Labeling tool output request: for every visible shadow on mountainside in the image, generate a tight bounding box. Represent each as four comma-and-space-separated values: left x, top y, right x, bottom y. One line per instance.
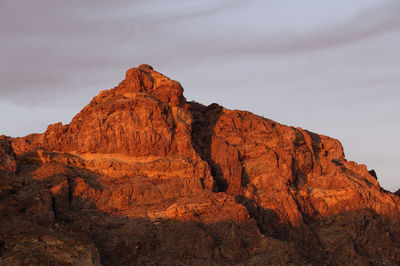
189, 102, 228, 192
3, 165, 400, 265
188, 103, 312, 246
0, 166, 307, 265
2, 142, 400, 265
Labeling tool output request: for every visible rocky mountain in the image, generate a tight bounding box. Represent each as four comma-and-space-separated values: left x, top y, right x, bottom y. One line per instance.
1, 64, 400, 265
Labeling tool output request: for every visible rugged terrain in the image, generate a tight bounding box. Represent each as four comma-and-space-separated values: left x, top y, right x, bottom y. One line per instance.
1, 64, 400, 265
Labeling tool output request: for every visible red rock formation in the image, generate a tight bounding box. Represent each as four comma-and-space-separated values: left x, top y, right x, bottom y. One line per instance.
2, 65, 400, 265
0, 136, 17, 172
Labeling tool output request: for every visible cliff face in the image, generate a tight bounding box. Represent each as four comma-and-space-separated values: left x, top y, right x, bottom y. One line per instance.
1, 65, 400, 265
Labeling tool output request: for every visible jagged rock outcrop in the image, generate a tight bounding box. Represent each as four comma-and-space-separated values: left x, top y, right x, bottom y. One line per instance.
1, 65, 400, 265
0, 136, 17, 172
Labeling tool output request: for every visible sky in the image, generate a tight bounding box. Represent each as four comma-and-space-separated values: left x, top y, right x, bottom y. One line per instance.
0, 0, 399, 191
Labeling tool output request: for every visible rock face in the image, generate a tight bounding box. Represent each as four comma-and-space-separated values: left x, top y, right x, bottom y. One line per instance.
1, 65, 400, 265
0, 136, 17, 172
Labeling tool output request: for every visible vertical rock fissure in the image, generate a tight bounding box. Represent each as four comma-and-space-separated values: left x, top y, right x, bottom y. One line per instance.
51, 195, 59, 222
189, 102, 227, 192
67, 176, 73, 207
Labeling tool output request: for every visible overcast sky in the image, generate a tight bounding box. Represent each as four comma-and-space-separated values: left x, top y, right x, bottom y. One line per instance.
1, 0, 399, 191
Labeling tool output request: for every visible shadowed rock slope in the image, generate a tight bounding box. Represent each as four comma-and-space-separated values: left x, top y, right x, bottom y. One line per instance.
1, 64, 400, 265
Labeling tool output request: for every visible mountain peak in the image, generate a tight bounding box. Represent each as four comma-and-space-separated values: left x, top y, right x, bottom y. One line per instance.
116, 64, 185, 106
4, 65, 400, 265
137, 63, 154, 71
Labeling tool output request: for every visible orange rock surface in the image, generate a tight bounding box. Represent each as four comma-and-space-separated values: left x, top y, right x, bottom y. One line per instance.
1, 65, 400, 265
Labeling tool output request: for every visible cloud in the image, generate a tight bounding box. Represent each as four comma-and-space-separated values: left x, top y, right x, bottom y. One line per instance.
0, 0, 399, 107
0, 0, 240, 106
181, 0, 400, 57
263, 1, 400, 54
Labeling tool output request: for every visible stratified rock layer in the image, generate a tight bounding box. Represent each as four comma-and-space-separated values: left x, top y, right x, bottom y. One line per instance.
2, 65, 400, 265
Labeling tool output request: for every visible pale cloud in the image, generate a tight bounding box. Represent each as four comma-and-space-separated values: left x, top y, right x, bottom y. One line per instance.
178, 0, 400, 57
1, 1, 398, 106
